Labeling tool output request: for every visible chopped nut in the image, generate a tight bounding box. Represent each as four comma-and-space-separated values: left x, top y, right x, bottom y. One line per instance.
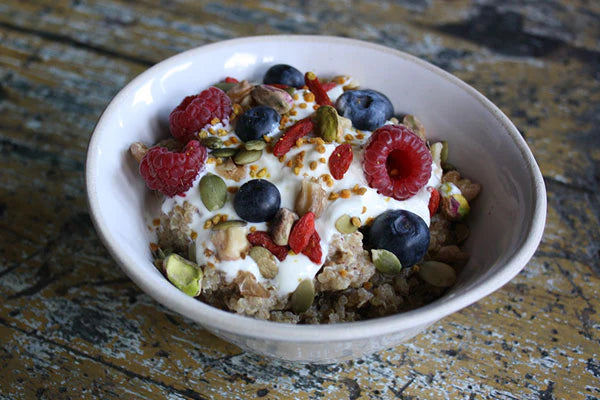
215, 158, 247, 182
270, 207, 299, 246
295, 179, 328, 218
211, 225, 250, 261
442, 171, 481, 202
434, 245, 469, 267
402, 115, 426, 141
226, 80, 254, 104
129, 142, 148, 163
232, 270, 269, 298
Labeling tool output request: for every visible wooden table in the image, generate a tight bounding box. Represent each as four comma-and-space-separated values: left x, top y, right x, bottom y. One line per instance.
1, 1, 598, 398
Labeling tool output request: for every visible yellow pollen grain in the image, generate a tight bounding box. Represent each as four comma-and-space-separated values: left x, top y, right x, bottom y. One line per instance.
199, 130, 209, 138
229, 136, 239, 144
212, 215, 221, 225
299, 103, 307, 109
290, 109, 298, 116
316, 144, 326, 154
190, 231, 198, 240
221, 215, 228, 221
295, 138, 304, 148
249, 226, 257, 233
356, 132, 365, 140
293, 166, 301, 175
211, 117, 220, 125
313, 104, 320, 110
362, 206, 367, 214
257, 168, 267, 178
217, 128, 228, 136
303, 92, 315, 102
250, 165, 258, 171
319, 157, 326, 164
328, 192, 339, 200
215, 157, 223, 165
350, 217, 361, 227
340, 189, 351, 199
344, 134, 354, 142
204, 220, 212, 229
315, 137, 325, 145
279, 155, 286, 163
223, 139, 232, 147
208, 127, 216, 135
233, 103, 243, 115
286, 160, 293, 168
366, 217, 375, 226
309, 161, 318, 170
357, 187, 367, 195
292, 93, 300, 101
207, 262, 216, 269
333, 76, 346, 84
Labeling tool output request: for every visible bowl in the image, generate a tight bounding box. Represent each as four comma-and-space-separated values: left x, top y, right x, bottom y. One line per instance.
85, 35, 546, 363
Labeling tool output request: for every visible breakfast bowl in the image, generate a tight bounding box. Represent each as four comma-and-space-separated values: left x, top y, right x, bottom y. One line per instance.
85, 35, 546, 363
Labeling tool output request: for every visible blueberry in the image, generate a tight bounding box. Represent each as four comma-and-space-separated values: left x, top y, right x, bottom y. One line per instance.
235, 106, 280, 142
335, 89, 394, 131
366, 210, 429, 267
263, 64, 304, 88
234, 179, 281, 222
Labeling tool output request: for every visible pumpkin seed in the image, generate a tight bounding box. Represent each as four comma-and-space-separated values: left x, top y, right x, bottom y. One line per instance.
164, 253, 203, 297
418, 261, 456, 287
211, 219, 247, 231
213, 82, 236, 92
371, 249, 402, 275
200, 137, 224, 150
291, 279, 315, 314
244, 139, 267, 151
211, 148, 237, 158
199, 174, 227, 211
315, 105, 339, 143
335, 214, 359, 234
233, 149, 262, 165
188, 241, 197, 263
249, 246, 278, 279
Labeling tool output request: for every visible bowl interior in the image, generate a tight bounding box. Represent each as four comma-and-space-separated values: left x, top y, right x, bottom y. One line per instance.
86, 36, 545, 341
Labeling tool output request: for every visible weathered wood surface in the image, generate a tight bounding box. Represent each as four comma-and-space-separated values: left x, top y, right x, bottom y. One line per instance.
0, 0, 598, 398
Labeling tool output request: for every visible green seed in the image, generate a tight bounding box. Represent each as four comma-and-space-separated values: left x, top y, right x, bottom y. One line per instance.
249, 246, 278, 279
213, 82, 236, 92
163, 253, 203, 297
199, 174, 227, 211
212, 220, 247, 231
291, 279, 315, 314
315, 105, 339, 143
233, 149, 262, 165
211, 148, 237, 158
441, 140, 449, 164
244, 139, 267, 151
284, 87, 295, 95
418, 261, 456, 287
371, 249, 402, 275
200, 137, 224, 150
335, 214, 359, 234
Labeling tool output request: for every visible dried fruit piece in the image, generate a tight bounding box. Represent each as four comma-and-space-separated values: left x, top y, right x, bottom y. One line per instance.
314, 105, 339, 143
247, 231, 289, 261
288, 212, 315, 254
302, 231, 322, 264
402, 114, 426, 141
211, 225, 250, 261
328, 143, 353, 180
428, 187, 440, 217
249, 246, 278, 279
295, 179, 328, 218
441, 193, 470, 221
233, 149, 263, 165
418, 261, 456, 287
272, 117, 314, 157
199, 173, 227, 211
371, 249, 402, 275
251, 84, 294, 114
335, 214, 359, 234
225, 76, 239, 83
291, 279, 315, 313
270, 208, 298, 246
163, 254, 203, 297
304, 72, 333, 106
321, 82, 337, 91
233, 270, 269, 298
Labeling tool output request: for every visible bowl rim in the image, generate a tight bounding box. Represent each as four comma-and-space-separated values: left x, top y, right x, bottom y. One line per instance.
86, 34, 547, 342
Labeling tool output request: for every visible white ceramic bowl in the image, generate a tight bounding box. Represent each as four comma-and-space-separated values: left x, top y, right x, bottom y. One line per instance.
86, 35, 546, 363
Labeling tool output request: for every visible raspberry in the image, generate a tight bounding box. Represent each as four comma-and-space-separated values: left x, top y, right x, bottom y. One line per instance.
363, 125, 432, 201
328, 143, 353, 180
288, 212, 315, 254
139, 140, 207, 197
169, 87, 232, 143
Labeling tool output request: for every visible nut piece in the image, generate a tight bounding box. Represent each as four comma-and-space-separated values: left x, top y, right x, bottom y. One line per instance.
418, 261, 456, 287
402, 114, 426, 141
232, 270, 269, 298
226, 80, 254, 104
434, 245, 469, 267
163, 253, 203, 297
215, 158, 247, 182
130, 142, 148, 163
251, 84, 293, 114
371, 249, 402, 275
314, 105, 339, 143
337, 115, 352, 140
291, 279, 315, 314
295, 179, 328, 218
269, 208, 298, 246
442, 170, 481, 202
441, 193, 470, 221
211, 225, 250, 261
249, 246, 278, 279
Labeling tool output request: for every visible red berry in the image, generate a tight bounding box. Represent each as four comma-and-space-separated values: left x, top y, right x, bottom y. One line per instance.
328, 143, 353, 180
302, 230, 322, 264
304, 72, 333, 107
321, 82, 337, 92
428, 187, 440, 216
169, 87, 232, 143
224, 76, 238, 83
247, 231, 288, 261
363, 125, 432, 201
139, 140, 207, 197
272, 117, 314, 157
288, 212, 315, 254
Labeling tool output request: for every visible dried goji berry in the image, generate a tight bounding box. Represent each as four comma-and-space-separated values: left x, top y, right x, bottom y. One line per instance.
302, 230, 322, 264
328, 143, 353, 180
272, 117, 314, 157
225, 76, 239, 83
321, 82, 337, 92
247, 231, 288, 261
304, 72, 333, 107
428, 187, 440, 217
288, 212, 315, 254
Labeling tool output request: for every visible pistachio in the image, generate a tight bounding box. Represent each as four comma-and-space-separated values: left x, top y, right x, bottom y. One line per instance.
270, 207, 298, 246
226, 80, 254, 104
244, 139, 267, 151
163, 253, 203, 297
251, 84, 294, 114
199, 174, 227, 212
418, 261, 456, 287
233, 149, 263, 165
129, 142, 148, 163
215, 158, 246, 182
291, 279, 315, 314
314, 105, 339, 143
371, 249, 402, 275
249, 246, 278, 279
295, 179, 328, 218
211, 225, 250, 261
213, 82, 237, 92
402, 115, 426, 141
200, 136, 224, 150
335, 214, 359, 234
441, 193, 470, 221
211, 148, 237, 158
211, 220, 247, 230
